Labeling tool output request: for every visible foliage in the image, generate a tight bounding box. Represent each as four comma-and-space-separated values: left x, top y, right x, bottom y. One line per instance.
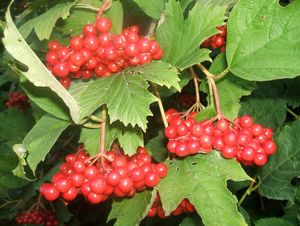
0, 0, 299, 225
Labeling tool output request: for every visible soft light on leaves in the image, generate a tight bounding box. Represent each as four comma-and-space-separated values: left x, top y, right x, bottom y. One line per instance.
160, 70, 190, 97
19, 2, 76, 40
3, 5, 81, 123
23, 115, 70, 173
197, 0, 236, 8
133, 0, 166, 19
255, 218, 294, 226
146, 130, 168, 162
227, 0, 300, 81
77, 61, 179, 131
208, 53, 256, 119
105, 1, 123, 34
156, 151, 250, 226
156, 0, 226, 70
107, 190, 155, 226
258, 120, 300, 201
239, 82, 287, 130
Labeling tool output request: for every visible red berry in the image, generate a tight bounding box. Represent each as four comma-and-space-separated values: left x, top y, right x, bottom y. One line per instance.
96, 17, 112, 33
144, 172, 160, 187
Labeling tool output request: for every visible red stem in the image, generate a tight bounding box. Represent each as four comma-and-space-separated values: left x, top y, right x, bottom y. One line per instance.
100, 108, 107, 168
97, 0, 111, 20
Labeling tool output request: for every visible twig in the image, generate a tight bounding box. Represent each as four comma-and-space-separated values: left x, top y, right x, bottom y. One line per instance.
287, 108, 300, 120
100, 107, 107, 168
238, 176, 259, 206
153, 85, 168, 128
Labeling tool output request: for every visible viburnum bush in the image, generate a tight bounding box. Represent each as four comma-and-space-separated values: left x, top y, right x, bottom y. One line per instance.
1, 0, 300, 225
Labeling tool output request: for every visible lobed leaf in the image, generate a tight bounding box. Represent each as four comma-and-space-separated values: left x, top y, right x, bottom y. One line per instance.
23, 115, 70, 173
258, 120, 300, 201
3, 4, 81, 123
156, 151, 250, 226
19, 2, 76, 40
227, 0, 300, 81
156, 0, 226, 70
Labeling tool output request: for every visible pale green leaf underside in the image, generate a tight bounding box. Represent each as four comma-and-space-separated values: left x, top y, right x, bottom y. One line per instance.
227, 0, 300, 81
157, 0, 227, 70
258, 120, 300, 201
23, 115, 70, 173
19, 2, 76, 40
3, 4, 80, 123
156, 151, 250, 226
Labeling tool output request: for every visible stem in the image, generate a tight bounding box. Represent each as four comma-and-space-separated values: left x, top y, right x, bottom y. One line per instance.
189, 67, 200, 105
197, 64, 229, 81
238, 177, 259, 206
74, 4, 100, 12
100, 107, 107, 167
147, 20, 157, 37
82, 123, 102, 129
0, 200, 19, 209
153, 85, 168, 128
97, 0, 112, 20
287, 108, 300, 120
208, 78, 222, 117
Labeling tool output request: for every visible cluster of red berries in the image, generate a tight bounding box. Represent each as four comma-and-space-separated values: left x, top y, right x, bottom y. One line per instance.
46, 17, 163, 88
40, 147, 167, 204
164, 109, 277, 166
202, 25, 227, 52
147, 194, 195, 218
15, 210, 58, 226
178, 92, 196, 109
5, 92, 30, 111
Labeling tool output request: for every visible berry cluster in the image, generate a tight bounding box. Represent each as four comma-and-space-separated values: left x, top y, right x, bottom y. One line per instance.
164, 109, 277, 166
178, 92, 196, 109
5, 92, 30, 111
147, 194, 195, 218
202, 25, 227, 52
40, 147, 167, 204
15, 210, 58, 226
46, 17, 163, 88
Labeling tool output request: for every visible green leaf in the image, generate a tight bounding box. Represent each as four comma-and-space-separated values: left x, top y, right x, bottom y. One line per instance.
62, 1, 123, 36
23, 115, 70, 173
117, 125, 144, 156
255, 218, 294, 226
3, 5, 81, 123
156, 151, 250, 226
156, 0, 226, 70
107, 190, 155, 226
207, 53, 256, 119
21, 79, 70, 120
258, 120, 300, 201
76, 61, 179, 131
133, 0, 166, 19
0, 171, 29, 188
239, 82, 287, 130
227, 0, 300, 81
0, 143, 18, 173
19, 2, 76, 40
283, 188, 300, 225
80, 127, 101, 156
179, 214, 203, 226
285, 77, 300, 108
0, 109, 34, 147
146, 130, 168, 162
197, 0, 236, 8
194, 105, 216, 122
54, 201, 73, 223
